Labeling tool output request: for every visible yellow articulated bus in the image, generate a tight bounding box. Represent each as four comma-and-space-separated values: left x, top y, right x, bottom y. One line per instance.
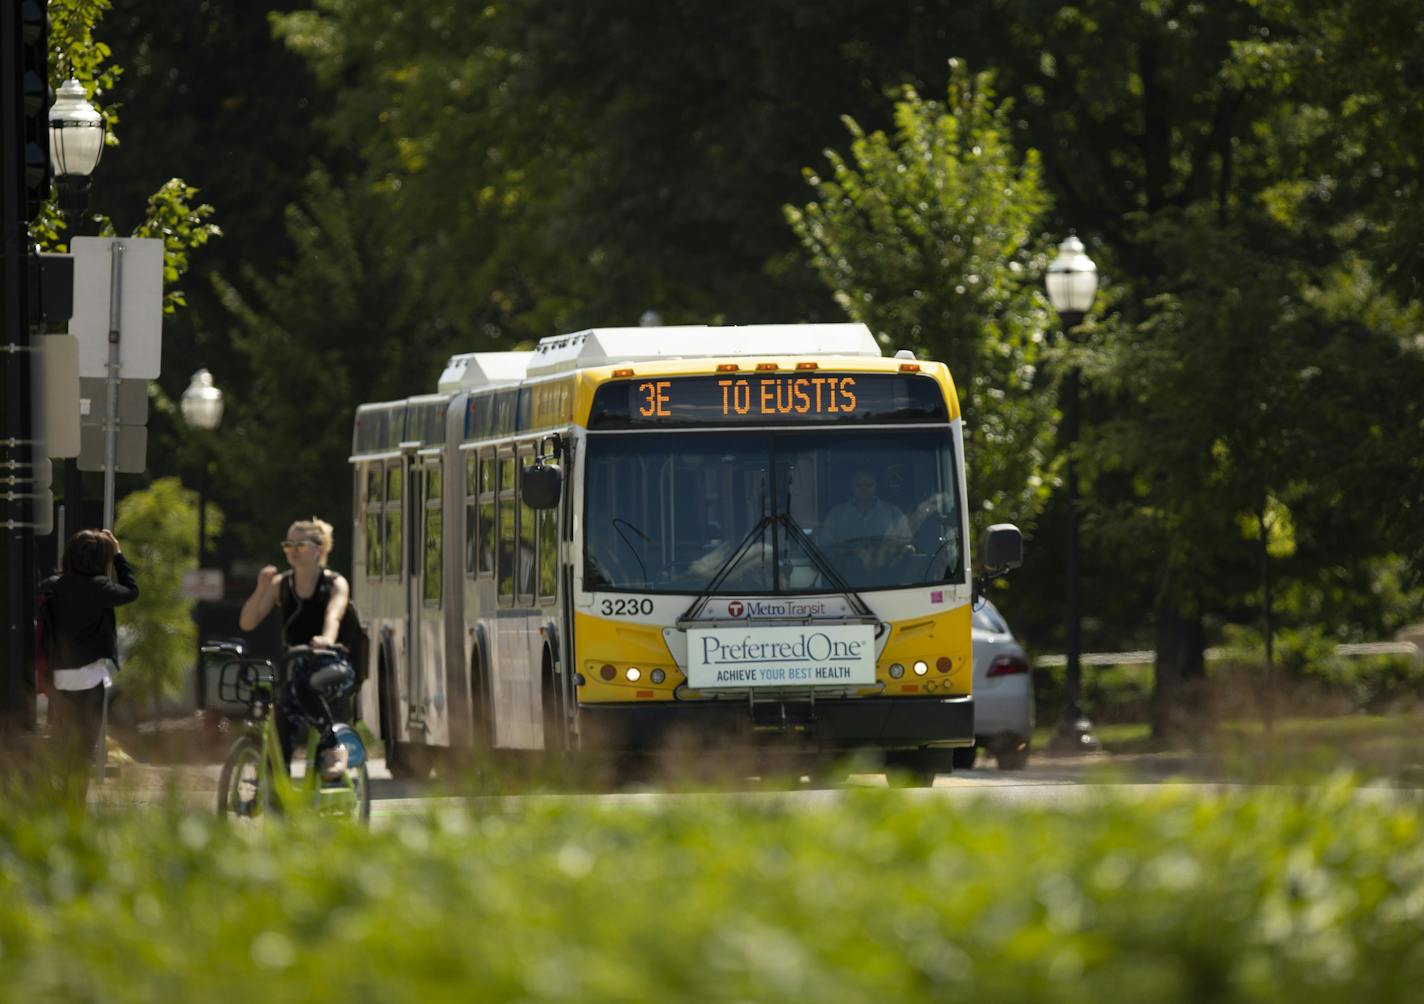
349, 323, 1022, 783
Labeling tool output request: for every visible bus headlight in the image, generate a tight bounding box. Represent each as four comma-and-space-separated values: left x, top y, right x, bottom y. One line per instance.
650, 668, 666, 684
888, 663, 905, 679
625, 667, 641, 682
913, 661, 929, 676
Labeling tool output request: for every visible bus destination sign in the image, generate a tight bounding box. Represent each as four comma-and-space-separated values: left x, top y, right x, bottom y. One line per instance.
588, 373, 948, 429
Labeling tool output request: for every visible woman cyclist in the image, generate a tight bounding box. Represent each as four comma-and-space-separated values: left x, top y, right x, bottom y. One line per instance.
238, 517, 355, 769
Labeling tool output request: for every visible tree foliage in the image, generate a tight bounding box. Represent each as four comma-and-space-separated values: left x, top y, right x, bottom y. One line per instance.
787, 65, 1057, 537
113, 478, 221, 709
77, 0, 1424, 712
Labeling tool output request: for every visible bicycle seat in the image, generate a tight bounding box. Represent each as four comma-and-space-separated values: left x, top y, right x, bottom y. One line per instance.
307, 652, 356, 699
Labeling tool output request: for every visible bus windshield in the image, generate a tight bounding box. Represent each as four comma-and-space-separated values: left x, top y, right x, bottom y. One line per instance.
584, 428, 963, 594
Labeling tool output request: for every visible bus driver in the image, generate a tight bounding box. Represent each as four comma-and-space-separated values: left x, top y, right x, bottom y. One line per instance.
818, 469, 911, 557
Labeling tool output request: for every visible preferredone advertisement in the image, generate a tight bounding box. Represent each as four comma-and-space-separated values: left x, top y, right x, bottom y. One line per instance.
686, 624, 876, 689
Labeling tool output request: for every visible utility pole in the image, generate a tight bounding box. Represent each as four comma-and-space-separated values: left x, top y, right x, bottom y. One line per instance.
0, 0, 50, 734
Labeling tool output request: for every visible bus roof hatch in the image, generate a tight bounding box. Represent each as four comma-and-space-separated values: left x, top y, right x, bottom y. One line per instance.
524, 323, 881, 377
438, 351, 535, 393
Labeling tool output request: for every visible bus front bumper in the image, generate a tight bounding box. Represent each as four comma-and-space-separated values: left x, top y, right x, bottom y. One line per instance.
575, 695, 974, 752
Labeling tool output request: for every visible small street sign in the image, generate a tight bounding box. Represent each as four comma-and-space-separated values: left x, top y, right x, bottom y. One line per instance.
181, 569, 225, 602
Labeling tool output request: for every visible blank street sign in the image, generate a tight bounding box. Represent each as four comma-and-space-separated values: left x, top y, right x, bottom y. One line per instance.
78, 424, 147, 473
33, 334, 80, 459
69, 237, 165, 380
79, 377, 149, 426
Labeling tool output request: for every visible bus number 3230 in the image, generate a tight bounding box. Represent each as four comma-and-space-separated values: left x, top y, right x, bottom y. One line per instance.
601, 597, 655, 617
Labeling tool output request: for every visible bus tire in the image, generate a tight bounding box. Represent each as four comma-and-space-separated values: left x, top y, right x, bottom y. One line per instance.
469, 640, 492, 750
380, 650, 430, 783
885, 748, 946, 788
541, 651, 566, 778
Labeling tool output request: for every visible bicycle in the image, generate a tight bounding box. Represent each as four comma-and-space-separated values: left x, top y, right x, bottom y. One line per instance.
211, 641, 371, 824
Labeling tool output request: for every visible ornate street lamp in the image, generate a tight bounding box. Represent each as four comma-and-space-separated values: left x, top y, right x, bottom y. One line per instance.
48, 79, 105, 217
181, 368, 225, 432
1045, 234, 1102, 755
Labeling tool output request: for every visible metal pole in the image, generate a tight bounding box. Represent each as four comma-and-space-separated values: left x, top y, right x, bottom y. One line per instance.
1064, 365, 1082, 718
1050, 327, 1101, 755
0, 0, 37, 734
101, 241, 123, 529
195, 455, 207, 709
64, 458, 83, 528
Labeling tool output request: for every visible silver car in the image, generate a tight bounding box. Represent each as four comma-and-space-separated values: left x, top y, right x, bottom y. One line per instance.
955, 598, 1033, 770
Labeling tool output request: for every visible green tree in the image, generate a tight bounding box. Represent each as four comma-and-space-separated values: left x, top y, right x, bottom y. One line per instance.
786, 65, 1057, 538
209, 173, 483, 564
113, 478, 221, 711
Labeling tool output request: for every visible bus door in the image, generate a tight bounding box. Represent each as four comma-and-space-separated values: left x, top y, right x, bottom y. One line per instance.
403, 451, 428, 738
420, 452, 448, 745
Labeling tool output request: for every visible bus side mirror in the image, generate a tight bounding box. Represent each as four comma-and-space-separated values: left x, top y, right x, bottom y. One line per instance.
521, 463, 562, 510
982, 523, 1023, 572
973, 523, 1023, 604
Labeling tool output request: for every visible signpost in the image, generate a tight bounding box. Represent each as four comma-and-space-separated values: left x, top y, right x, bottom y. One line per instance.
68, 236, 162, 526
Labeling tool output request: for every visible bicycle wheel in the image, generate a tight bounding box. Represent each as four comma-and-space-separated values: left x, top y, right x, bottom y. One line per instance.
217, 736, 266, 820
352, 761, 371, 824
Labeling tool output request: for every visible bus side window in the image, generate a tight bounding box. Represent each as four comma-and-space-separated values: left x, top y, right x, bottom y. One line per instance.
538, 499, 558, 604
384, 460, 403, 578
365, 463, 383, 580
479, 449, 495, 577
423, 464, 443, 605
518, 443, 536, 603
497, 450, 515, 603
464, 451, 478, 577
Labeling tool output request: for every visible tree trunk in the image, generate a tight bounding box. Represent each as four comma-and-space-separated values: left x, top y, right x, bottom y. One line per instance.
1151, 576, 1207, 744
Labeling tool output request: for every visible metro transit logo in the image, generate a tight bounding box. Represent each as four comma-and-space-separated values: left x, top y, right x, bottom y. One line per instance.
721, 598, 830, 619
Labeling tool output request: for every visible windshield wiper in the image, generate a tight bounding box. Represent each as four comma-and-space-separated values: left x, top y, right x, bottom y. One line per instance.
680, 475, 771, 622
678, 514, 772, 622
610, 517, 649, 583
777, 509, 875, 619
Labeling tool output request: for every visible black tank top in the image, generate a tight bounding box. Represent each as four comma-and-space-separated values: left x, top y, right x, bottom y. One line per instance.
278, 570, 335, 649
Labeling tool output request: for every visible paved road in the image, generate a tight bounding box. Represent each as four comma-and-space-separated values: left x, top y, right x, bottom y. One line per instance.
102, 748, 1410, 819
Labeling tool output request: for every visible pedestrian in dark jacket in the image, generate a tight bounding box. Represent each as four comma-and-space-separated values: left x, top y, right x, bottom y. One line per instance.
38, 529, 139, 781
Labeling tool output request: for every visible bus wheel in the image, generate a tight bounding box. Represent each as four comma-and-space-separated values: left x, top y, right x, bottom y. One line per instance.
541, 655, 567, 782
885, 749, 945, 788
469, 646, 491, 750
380, 655, 430, 783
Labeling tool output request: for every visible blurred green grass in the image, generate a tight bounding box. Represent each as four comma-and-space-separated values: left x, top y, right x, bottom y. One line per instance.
3, 776, 1424, 1001
1032, 710, 1424, 785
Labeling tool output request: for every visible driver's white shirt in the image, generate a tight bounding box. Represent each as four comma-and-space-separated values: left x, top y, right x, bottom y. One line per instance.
819, 499, 911, 546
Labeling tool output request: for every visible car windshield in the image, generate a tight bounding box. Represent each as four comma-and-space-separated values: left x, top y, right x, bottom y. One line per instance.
583, 428, 963, 594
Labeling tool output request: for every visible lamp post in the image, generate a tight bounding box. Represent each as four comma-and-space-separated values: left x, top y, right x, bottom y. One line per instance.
50, 79, 105, 531
181, 369, 223, 708
1045, 234, 1102, 755
48, 79, 105, 218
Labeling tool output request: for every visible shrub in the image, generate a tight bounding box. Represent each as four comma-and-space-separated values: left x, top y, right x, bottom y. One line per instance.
1033, 662, 1153, 725
5, 776, 1422, 1001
